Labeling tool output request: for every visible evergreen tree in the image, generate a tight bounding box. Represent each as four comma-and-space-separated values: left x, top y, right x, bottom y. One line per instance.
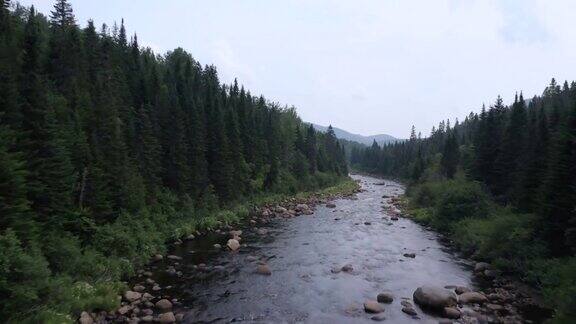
540, 103, 576, 255
0, 0, 20, 126
441, 131, 459, 179
0, 123, 35, 241
187, 98, 209, 198
518, 105, 549, 211
411, 146, 425, 181
50, 0, 75, 29
305, 125, 317, 174
494, 93, 527, 201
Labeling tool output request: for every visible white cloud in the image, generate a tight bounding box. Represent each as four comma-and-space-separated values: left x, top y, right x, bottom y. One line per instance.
17, 0, 576, 137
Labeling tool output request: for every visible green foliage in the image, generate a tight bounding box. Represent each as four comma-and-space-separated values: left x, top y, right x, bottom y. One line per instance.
432, 179, 489, 228
409, 178, 489, 228
530, 258, 576, 322
452, 209, 545, 271
0, 1, 350, 321
440, 132, 459, 179
0, 230, 51, 320
407, 177, 573, 321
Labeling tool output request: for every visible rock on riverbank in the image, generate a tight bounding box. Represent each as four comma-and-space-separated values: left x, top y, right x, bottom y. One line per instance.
84, 180, 361, 323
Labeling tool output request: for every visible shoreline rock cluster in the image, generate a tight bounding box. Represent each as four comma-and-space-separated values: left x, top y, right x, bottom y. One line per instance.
79, 182, 361, 323
359, 282, 529, 323
385, 193, 545, 324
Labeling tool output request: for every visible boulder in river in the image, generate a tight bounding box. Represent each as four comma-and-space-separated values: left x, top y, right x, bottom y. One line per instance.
227, 239, 240, 251
79, 311, 94, 324
229, 230, 242, 238
155, 299, 173, 312
364, 300, 385, 313
413, 286, 457, 310
443, 307, 461, 319
166, 255, 182, 261
377, 292, 394, 304
256, 264, 272, 275
158, 311, 176, 323
152, 254, 163, 261
402, 306, 418, 316
458, 292, 488, 304
371, 314, 386, 321
133, 284, 146, 293
401, 300, 413, 308
341, 264, 354, 273
141, 308, 153, 316
455, 286, 471, 295
124, 291, 142, 302
296, 203, 309, 211
403, 253, 416, 258
213, 243, 222, 249
117, 305, 132, 315
326, 203, 336, 208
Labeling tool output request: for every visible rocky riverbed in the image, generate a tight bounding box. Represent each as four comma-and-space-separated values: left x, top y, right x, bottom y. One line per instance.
80, 175, 549, 323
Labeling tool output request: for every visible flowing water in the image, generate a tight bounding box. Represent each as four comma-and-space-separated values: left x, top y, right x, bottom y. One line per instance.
143, 175, 479, 323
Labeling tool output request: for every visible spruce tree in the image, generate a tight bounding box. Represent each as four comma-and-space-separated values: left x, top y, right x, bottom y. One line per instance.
0, 124, 35, 241
495, 93, 527, 201
305, 125, 317, 173
441, 131, 459, 179
50, 0, 75, 29
540, 103, 576, 255
226, 108, 249, 197
0, 0, 20, 126
518, 105, 549, 210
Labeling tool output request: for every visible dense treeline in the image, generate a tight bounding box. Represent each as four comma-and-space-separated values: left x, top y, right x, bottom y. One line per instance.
0, 0, 347, 321
351, 79, 576, 320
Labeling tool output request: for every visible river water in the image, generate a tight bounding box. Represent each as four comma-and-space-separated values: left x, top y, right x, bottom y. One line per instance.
145, 175, 478, 323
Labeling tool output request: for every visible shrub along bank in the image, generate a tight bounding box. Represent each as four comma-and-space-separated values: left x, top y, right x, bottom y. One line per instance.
1, 175, 355, 323
404, 177, 575, 322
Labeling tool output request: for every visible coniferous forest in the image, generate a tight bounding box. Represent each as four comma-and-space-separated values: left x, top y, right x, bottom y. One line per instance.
351, 79, 576, 320
0, 1, 349, 321
3, 0, 576, 323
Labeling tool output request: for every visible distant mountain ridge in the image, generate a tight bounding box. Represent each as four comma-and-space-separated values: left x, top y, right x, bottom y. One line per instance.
311, 123, 400, 146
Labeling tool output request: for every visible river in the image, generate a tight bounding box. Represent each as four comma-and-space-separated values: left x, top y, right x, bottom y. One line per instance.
140, 175, 479, 323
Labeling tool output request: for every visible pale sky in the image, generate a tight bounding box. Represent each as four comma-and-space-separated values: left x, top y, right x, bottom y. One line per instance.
19, 0, 576, 138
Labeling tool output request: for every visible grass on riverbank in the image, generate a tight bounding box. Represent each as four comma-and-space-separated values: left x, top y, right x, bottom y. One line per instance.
402, 177, 576, 322
1, 175, 357, 323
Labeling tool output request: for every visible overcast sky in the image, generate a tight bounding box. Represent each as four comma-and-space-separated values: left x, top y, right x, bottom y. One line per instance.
19, 0, 576, 138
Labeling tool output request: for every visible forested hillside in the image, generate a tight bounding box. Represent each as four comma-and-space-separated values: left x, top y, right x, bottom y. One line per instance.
0, 0, 348, 321
351, 79, 576, 321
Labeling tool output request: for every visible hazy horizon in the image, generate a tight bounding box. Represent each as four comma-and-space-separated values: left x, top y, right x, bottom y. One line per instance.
18, 0, 576, 138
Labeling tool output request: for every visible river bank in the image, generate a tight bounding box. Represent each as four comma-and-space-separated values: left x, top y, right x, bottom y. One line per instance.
388, 195, 552, 324
77, 178, 361, 323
